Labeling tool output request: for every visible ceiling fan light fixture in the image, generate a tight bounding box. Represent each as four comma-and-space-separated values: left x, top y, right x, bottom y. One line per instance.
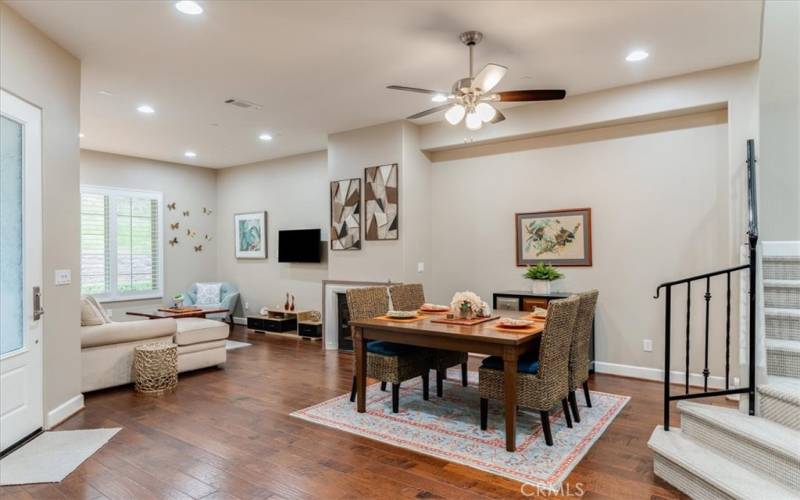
476, 102, 497, 123
445, 104, 466, 125
431, 94, 447, 103
465, 111, 482, 131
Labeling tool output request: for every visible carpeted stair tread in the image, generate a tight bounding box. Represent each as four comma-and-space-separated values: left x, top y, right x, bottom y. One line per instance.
766, 338, 800, 353
648, 426, 795, 499
677, 401, 800, 461
760, 376, 800, 405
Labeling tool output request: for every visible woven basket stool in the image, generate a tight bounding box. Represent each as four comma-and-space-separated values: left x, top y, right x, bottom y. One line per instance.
134, 342, 178, 395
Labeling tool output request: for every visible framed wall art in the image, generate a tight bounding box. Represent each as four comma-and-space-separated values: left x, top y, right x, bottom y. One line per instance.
234, 211, 267, 259
330, 178, 361, 250
364, 163, 398, 240
516, 208, 592, 266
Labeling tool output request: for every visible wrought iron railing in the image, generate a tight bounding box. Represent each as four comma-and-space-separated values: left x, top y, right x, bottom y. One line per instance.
654, 139, 758, 430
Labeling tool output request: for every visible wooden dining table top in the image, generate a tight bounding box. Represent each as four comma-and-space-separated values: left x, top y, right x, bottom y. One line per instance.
348, 310, 544, 345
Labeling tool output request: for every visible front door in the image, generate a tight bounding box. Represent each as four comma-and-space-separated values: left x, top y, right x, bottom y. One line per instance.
0, 89, 44, 452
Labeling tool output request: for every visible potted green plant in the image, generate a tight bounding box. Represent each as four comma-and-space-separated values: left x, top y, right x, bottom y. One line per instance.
172, 293, 184, 309
522, 263, 564, 294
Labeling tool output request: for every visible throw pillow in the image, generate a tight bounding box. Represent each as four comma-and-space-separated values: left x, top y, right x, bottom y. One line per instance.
80, 297, 105, 326
195, 282, 222, 305
87, 295, 112, 323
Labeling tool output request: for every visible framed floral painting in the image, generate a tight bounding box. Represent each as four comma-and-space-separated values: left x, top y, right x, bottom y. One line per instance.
515, 208, 592, 266
234, 211, 267, 259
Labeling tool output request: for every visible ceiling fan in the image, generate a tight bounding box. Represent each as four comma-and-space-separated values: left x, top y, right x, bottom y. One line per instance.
387, 31, 566, 130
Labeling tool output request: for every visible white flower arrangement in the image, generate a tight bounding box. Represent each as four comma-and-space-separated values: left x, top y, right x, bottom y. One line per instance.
450, 291, 489, 315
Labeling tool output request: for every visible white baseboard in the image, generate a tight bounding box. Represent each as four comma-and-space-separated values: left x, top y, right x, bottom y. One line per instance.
45, 394, 84, 429
594, 361, 729, 390
233, 316, 247, 325
763, 241, 800, 257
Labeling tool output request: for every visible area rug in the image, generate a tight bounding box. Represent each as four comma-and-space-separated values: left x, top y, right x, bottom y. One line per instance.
225, 339, 252, 350
291, 377, 628, 491
0, 428, 120, 485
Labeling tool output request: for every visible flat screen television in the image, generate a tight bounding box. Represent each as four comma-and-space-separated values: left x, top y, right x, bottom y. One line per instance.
278, 229, 322, 263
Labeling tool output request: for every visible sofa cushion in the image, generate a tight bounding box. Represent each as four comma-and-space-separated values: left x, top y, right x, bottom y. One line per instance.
174, 317, 229, 346
80, 297, 105, 326
81, 318, 177, 348
87, 295, 112, 323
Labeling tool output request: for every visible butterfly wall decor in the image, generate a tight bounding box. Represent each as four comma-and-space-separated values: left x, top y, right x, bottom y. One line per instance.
186, 229, 197, 238
182, 210, 190, 217
170, 222, 180, 230
169, 237, 178, 246
167, 202, 176, 210
194, 245, 203, 252
202, 207, 213, 215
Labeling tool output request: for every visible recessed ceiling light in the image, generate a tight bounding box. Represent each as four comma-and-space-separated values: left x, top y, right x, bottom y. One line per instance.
175, 1, 203, 15
431, 94, 447, 103
137, 104, 155, 114
79, 132, 85, 138
625, 50, 649, 62
258, 133, 273, 141
184, 151, 197, 158
98, 90, 113, 96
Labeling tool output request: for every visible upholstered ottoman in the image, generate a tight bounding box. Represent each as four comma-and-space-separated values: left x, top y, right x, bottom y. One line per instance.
173, 318, 229, 372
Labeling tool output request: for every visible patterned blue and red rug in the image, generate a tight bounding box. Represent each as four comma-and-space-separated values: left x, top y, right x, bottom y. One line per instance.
292, 373, 629, 491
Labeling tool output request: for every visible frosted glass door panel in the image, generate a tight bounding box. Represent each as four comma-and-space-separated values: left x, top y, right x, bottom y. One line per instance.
0, 116, 23, 356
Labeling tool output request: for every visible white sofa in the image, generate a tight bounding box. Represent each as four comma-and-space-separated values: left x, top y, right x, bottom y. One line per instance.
81, 317, 229, 392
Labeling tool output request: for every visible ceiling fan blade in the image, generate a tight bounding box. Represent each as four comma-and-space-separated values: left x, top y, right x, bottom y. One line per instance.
495, 90, 566, 102
472, 64, 507, 93
490, 109, 506, 124
387, 85, 448, 95
406, 104, 451, 120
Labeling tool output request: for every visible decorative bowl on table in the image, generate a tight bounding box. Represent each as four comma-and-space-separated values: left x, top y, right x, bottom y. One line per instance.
386, 310, 420, 319
419, 303, 450, 313
497, 317, 536, 329
529, 307, 548, 320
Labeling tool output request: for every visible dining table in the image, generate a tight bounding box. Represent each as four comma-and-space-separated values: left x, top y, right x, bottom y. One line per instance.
349, 309, 544, 452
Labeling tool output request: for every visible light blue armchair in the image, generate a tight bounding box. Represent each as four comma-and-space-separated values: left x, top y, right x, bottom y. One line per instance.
183, 282, 240, 323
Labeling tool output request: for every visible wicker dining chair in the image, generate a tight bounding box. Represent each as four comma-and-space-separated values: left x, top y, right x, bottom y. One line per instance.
389, 284, 468, 396
347, 286, 432, 413
566, 290, 599, 423
478, 295, 580, 446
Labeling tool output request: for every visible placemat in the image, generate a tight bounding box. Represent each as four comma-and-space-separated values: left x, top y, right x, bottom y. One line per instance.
430, 315, 499, 326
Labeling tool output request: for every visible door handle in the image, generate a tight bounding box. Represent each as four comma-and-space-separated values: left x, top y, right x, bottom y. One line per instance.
33, 286, 44, 320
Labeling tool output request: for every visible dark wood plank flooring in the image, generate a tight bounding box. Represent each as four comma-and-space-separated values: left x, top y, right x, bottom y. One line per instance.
1, 326, 736, 499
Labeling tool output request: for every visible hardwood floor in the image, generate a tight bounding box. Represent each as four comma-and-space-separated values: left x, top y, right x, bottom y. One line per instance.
1, 326, 735, 499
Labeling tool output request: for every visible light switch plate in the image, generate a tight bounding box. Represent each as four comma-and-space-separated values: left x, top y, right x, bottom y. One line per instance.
417, 262, 425, 273
643, 339, 653, 352
54, 269, 71, 285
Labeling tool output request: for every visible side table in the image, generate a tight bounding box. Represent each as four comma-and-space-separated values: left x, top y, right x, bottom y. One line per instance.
134, 342, 178, 394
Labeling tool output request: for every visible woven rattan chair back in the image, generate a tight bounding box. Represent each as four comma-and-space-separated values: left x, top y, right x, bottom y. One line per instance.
389, 284, 425, 311
535, 295, 580, 395
569, 290, 599, 390
346, 286, 390, 321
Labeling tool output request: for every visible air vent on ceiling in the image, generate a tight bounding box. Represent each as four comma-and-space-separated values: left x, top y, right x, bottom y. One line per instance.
224, 98, 263, 110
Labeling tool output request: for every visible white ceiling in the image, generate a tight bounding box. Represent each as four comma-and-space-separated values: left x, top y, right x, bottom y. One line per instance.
9, 0, 762, 168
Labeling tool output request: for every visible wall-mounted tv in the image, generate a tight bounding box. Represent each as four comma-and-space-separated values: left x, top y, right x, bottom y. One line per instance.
278, 229, 322, 263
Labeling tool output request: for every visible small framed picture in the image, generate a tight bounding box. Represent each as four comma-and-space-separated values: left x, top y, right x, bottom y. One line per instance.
234, 211, 267, 259
516, 208, 592, 266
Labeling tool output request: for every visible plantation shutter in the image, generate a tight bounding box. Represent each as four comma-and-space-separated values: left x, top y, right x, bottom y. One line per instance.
80, 186, 162, 300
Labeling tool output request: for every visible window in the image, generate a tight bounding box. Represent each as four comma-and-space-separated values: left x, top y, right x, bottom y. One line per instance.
80, 186, 163, 301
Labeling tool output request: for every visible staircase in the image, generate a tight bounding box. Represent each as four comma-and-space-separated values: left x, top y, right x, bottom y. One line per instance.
649, 254, 800, 498
648, 142, 800, 498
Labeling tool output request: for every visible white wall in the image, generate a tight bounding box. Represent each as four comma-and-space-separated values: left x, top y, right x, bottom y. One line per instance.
80, 149, 219, 318
759, 0, 800, 241
428, 113, 733, 374
216, 151, 329, 316
1, 3, 82, 423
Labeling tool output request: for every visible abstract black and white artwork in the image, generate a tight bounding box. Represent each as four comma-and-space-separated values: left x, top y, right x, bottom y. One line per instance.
330, 178, 361, 250
364, 163, 398, 240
